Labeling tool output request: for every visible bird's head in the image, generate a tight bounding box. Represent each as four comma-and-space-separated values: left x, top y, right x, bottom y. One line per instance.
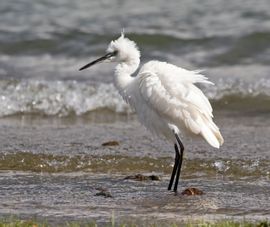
79, 32, 140, 71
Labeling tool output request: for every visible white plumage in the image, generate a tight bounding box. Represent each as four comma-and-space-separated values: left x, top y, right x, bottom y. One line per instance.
79, 33, 224, 192
133, 61, 223, 148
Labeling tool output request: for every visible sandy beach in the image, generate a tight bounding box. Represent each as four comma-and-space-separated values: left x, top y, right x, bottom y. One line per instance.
0, 111, 269, 224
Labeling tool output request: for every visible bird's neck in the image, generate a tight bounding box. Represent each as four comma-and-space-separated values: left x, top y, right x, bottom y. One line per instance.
114, 57, 139, 95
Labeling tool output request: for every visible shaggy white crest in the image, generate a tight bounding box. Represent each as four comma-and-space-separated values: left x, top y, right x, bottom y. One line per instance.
107, 33, 140, 63
79, 33, 224, 192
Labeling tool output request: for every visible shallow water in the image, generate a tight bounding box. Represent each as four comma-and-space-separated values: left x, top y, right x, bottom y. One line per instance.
1, 172, 270, 224
0, 112, 269, 224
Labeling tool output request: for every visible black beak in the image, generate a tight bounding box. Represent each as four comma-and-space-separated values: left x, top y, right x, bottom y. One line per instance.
79, 52, 117, 71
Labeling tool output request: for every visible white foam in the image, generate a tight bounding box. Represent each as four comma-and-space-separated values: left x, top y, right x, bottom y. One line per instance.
0, 77, 269, 117
0, 80, 131, 117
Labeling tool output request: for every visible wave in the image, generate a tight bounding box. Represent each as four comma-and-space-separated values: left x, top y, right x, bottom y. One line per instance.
0, 79, 269, 118
208, 32, 270, 66
0, 31, 218, 61
0, 80, 129, 117
2, 30, 270, 58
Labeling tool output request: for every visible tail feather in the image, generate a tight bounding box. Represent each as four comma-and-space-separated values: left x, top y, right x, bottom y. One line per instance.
201, 126, 220, 148
199, 117, 224, 148
214, 130, 224, 146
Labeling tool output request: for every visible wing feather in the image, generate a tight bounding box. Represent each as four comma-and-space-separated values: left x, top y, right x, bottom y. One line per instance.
138, 61, 223, 147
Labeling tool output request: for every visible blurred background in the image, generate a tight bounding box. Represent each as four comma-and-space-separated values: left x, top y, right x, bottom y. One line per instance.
0, 0, 270, 117
0, 0, 270, 224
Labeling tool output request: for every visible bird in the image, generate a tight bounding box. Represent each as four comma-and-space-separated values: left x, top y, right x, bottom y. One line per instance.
79, 32, 224, 192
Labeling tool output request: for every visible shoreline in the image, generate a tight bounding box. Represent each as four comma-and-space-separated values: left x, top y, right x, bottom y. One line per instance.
0, 111, 269, 223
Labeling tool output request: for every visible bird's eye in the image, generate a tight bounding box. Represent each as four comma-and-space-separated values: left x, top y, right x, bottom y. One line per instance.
112, 50, 118, 56
106, 50, 118, 58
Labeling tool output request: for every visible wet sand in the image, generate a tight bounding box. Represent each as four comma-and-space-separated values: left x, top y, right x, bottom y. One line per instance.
0, 111, 270, 224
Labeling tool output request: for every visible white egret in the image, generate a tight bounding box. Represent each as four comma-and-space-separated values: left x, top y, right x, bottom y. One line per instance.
79, 33, 224, 192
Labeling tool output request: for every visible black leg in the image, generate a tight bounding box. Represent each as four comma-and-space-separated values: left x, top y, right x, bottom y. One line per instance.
168, 144, 180, 190
173, 133, 184, 192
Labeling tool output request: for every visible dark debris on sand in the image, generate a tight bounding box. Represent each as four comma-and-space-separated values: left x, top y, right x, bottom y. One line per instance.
124, 174, 160, 181
94, 187, 113, 198
102, 141, 120, 146
181, 187, 203, 196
